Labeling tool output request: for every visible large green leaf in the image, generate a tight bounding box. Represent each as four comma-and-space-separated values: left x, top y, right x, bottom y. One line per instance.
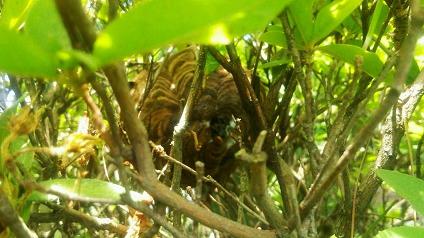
377, 169, 424, 216
288, 0, 313, 44
93, 0, 292, 66
311, 0, 363, 44
0, 0, 35, 29
25, 0, 71, 54
375, 226, 424, 238
28, 178, 150, 204
0, 26, 57, 77
318, 44, 386, 78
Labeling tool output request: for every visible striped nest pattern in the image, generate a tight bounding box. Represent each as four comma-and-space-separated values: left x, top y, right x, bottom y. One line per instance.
136, 48, 247, 185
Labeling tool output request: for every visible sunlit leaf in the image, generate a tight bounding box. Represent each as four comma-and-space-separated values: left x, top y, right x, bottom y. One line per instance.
312, 0, 363, 44
377, 169, 424, 216
28, 178, 150, 204
288, 0, 313, 44
25, 0, 71, 54
93, 0, 292, 66
318, 44, 386, 78
0, 0, 35, 29
363, 0, 386, 49
375, 226, 424, 238
0, 26, 57, 77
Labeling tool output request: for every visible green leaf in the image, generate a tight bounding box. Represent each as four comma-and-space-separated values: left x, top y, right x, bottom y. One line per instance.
406, 59, 420, 85
11, 136, 33, 172
318, 44, 385, 78
288, 0, 313, 44
27, 178, 149, 204
25, 0, 71, 54
312, 0, 363, 44
375, 226, 424, 238
363, 0, 385, 49
0, 103, 32, 172
0, 104, 18, 146
259, 26, 287, 47
0, 0, 35, 29
260, 59, 290, 68
93, 0, 292, 66
205, 52, 221, 74
377, 169, 424, 216
0, 26, 57, 77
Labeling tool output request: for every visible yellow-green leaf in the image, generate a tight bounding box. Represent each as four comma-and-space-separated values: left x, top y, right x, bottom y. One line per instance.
93, 0, 292, 66
377, 169, 424, 216
0, 26, 57, 77
312, 0, 362, 44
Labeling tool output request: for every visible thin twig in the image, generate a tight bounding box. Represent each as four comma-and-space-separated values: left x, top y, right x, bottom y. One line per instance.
41, 203, 128, 235
170, 45, 207, 226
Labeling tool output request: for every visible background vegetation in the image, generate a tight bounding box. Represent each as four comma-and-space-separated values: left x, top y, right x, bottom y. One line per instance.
0, 0, 424, 237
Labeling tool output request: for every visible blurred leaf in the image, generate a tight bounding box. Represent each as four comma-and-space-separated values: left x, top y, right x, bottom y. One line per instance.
363, 0, 385, 49
25, 0, 71, 54
0, 104, 18, 146
0, 0, 35, 29
205, 52, 221, 74
312, 0, 362, 44
375, 226, 424, 238
342, 15, 362, 35
377, 169, 424, 216
260, 59, 290, 68
288, 0, 313, 44
406, 59, 420, 85
28, 178, 150, 204
0, 104, 32, 172
260, 27, 287, 47
318, 44, 386, 78
93, 0, 292, 65
12, 136, 33, 172
0, 26, 57, 77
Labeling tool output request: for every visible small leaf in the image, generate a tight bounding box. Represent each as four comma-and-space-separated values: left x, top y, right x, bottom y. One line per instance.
260, 59, 290, 68
11, 136, 33, 172
259, 27, 287, 47
377, 169, 424, 216
0, 104, 18, 146
363, 0, 388, 49
0, 26, 57, 77
318, 44, 386, 79
406, 59, 420, 85
288, 0, 313, 44
312, 0, 363, 44
375, 226, 424, 238
25, 0, 71, 54
27, 178, 150, 204
93, 0, 292, 66
205, 52, 221, 74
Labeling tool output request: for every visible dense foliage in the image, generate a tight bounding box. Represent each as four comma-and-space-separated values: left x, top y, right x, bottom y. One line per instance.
0, 0, 424, 237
